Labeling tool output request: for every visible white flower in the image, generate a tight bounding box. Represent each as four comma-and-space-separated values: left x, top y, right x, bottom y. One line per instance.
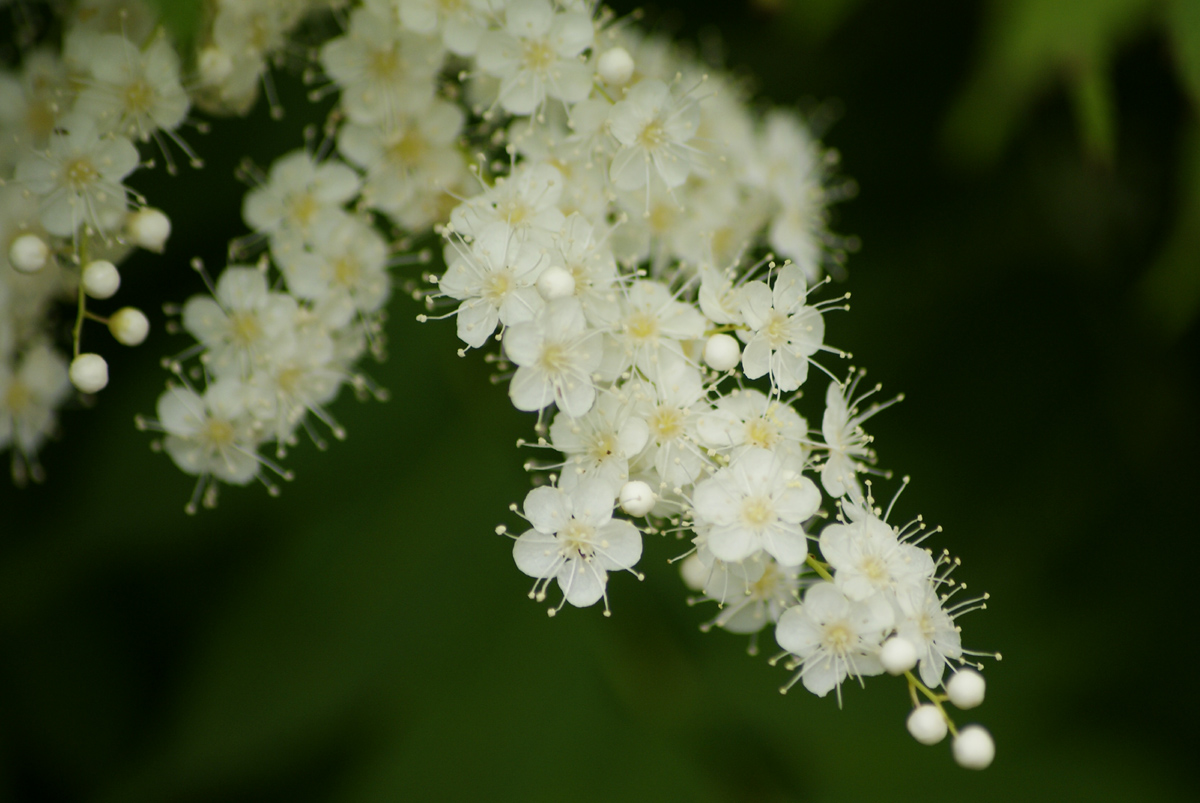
625, 364, 710, 491
397, 0, 499, 56
513, 480, 643, 612
475, 0, 594, 115
691, 446, 818, 565
818, 502, 934, 602
274, 213, 390, 325
449, 161, 565, 245
608, 78, 701, 192
181, 266, 299, 378
700, 556, 801, 635
893, 583, 963, 689
320, 5, 443, 126
337, 100, 466, 227
242, 150, 361, 243
14, 114, 139, 237
244, 327, 344, 448
73, 32, 190, 141
549, 391, 649, 492
0, 342, 71, 468
821, 374, 899, 501
738, 264, 826, 393
775, 582, 894, 698
695, 387, 809, 461
156, 379, 266, 489
438, 222, 546, 349
504, 297, 602, 417
545, 212, 620, 325
606, 280, 707, 378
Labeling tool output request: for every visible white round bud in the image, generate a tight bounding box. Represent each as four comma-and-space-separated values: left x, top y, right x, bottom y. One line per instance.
597, 47, 635, 86
9, 233, 49, 273
905, 704, 947, 746
82, 260, 120, 299
618, 479, 655, 517
880, 636, 918, 676
679, 553, 708, 592
127, 208, 171, 253
703, 333, 741, 372
69, 353, 109, 393
198, 46, 233, 85
108, 307, 150, 346
946, 668, 986, 709
536, 265, 576, 300
952, 725, 995, 769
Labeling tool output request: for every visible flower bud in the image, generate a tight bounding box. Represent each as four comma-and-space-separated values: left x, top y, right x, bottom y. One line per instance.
109, 307, 149, 346
905, 704, 947, 745
703, 333, 740, 371
618, 479, 655, 517
127, 208, 171, 252
82, 260, 120, 299
536, 265, 576, 300
679, 553, 708, 591
598, 47, 635, 86
952, 725, 995, 769
946, 668, 986, 709
198, 46, 233, 85
880, 636, 918, 675
9, 233, 49, 273
69, 353, 108, 393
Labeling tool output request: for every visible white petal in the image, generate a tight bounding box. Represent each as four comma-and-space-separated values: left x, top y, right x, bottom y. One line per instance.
524, 485, 571, 534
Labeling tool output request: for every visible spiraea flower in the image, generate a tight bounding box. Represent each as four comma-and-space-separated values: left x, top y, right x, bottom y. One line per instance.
512, 480, 643, 613
15, 113, 139, 238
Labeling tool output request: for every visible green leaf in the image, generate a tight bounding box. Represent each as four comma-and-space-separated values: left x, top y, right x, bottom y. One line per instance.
942, 0, 1154, 168
143, 0, 204, 51
1068, 61, 1116, 165
1138, 120, 1200, 337
1166, 0, 1200, 110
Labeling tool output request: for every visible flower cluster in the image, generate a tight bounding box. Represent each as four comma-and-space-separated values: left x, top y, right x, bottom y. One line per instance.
0, 0, 332, 482
1, 0, 999, 768
396, 0, 996, 768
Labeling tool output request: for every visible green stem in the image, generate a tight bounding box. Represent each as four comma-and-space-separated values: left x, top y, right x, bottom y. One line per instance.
905, 670, 958, 737
805, 555, 834, 582
72, 234, 90, 358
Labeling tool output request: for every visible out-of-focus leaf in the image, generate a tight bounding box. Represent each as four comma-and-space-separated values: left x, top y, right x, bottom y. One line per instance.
1139, 121, 1200, 337
1166, 0, 1200, 109
144, 0, 204, 51
942, 0, 1154, 168
1069, 62, 1117, 164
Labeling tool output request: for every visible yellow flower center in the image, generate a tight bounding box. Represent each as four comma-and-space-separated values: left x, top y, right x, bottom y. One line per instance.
123, 80, 155, 114
637, 120, 667, 150
5, 381, 33, 415
202, 418, 236, 450
64, 157, 99, 189
521, 39, 557, 73
741, 495, 773, 527
228, 311, 262, 347
482, 271, 512, 305
538, 343, 569, 373
332, 257, 360, 287
649, 406, 685, 441
824, 622, 852, 651
388, 130, 427, 167
745, 417, 776, 449
624, 310, 658, 342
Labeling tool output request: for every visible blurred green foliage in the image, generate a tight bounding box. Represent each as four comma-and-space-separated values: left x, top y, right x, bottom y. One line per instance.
1, 1, 1198, 801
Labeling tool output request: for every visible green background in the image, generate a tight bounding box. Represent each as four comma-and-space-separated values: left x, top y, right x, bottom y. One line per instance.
2, 0, 1197, 800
